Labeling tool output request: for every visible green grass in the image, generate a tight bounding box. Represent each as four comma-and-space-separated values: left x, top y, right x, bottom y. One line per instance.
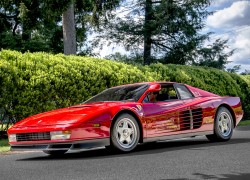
238, 120, 250, 126
0, 139, 10, 153
0, 124, 11, 153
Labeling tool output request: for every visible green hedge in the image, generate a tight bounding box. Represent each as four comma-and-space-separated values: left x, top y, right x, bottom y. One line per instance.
0, 49, 249, 122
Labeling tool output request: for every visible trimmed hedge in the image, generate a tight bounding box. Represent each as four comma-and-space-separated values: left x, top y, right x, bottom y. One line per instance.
0, 49, 249, 122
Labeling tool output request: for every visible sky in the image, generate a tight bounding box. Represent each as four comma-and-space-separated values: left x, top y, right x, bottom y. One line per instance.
97, 0, 250, 72
206, 0, 250, 72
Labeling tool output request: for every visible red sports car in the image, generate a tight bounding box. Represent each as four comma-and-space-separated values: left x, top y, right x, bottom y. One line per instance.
8, 82, 243, 155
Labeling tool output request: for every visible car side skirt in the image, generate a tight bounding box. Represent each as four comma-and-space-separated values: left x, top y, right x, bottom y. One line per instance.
11, 131, 214, 151
143, 131, 213, 143
10, 138, 110, 151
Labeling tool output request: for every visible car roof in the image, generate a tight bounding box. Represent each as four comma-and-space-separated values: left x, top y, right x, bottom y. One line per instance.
113, 81, 179, 88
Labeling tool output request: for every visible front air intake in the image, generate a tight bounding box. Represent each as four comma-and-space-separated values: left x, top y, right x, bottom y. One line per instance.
16, 132, 51, 142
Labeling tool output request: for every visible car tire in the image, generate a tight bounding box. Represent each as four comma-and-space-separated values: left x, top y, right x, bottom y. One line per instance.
110, 113, 140, 152
43, 150, 67, 156
206, 107, 234, 142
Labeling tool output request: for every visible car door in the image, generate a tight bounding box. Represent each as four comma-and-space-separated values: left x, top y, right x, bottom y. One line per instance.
142, 84, 185, 137
174, 84, 203, 131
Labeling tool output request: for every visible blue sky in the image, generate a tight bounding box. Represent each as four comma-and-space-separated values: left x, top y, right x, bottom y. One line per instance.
206, 0, 250, 72
96, 0, 250, 72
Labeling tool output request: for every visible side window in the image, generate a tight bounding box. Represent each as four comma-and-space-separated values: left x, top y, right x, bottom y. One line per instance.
175, 84, 194, 100
156, 85, 179, 101
167, 87, 178, 100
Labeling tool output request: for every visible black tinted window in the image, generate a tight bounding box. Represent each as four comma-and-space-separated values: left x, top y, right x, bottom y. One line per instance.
175, 84, 193, 99
84, 84, 149, 103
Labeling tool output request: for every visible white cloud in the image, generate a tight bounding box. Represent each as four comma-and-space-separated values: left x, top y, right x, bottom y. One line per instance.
207, 1, 250, 28
210, 0, 242, 9
206, 1, 250, 71
227, 28, 250, 65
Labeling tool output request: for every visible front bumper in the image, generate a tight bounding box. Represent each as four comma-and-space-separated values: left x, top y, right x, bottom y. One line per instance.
10, 138, 109, 151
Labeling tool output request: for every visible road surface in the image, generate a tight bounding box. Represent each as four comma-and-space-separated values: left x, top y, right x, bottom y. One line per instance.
1, 126, 250, 180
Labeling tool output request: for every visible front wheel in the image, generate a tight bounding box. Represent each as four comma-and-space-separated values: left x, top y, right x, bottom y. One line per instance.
206, 107, 234, 142
110, 113, 140, 152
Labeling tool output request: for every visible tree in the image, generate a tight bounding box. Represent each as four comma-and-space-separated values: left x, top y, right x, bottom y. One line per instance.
0, 0, 121, 55
0, 0, 65, 53
62, 1, 76, 55
98, 0, 233, 67
104, 52, 144, 64
62, 0, 121, 55
241, 69, 250, 75
227, 65, 241, 73
191, 39, 234, 70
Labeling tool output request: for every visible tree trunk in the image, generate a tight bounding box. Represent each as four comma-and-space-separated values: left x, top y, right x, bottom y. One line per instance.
143, 0, 153, 65
22, 25, 31, 41
62, 2, 76, 55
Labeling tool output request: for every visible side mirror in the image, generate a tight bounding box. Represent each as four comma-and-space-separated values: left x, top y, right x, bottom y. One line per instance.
148, 84, 161, 92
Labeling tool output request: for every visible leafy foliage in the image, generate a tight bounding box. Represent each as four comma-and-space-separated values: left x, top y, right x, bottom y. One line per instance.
0, 0, 64, 53
191, 39, 234, 69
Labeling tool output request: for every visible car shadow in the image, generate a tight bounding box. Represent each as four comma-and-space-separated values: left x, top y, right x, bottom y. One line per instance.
16, 137, 250, 161
168, 172, 250, 180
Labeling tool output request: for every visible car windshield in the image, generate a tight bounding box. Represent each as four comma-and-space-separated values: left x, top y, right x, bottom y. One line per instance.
84, 84, 149, 103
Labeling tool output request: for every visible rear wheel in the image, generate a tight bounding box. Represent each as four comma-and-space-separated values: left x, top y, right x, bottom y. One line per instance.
43, 150, 67, 156
110, 113, 140, 152
206, 107, 234, 142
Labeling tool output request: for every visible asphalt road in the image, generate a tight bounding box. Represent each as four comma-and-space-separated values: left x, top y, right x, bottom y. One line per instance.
1, 126, 250, 180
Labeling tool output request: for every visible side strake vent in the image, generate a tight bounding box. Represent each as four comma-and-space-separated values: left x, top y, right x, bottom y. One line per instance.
16, 132, 51, 142
180, 108, 203, 130
179, 110, 191, 130
192, 108, 203, 129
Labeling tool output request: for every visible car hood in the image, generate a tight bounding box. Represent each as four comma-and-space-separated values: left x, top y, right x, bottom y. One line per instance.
13, 102, 117, 127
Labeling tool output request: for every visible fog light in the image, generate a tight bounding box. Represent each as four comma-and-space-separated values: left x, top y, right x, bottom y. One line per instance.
9, 134, 17, 142
50, 131, 71, 140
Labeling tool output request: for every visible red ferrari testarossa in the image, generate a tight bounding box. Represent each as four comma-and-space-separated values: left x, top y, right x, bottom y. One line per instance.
8, 82, 243, 155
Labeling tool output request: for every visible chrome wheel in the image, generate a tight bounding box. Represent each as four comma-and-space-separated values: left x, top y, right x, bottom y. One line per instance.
111, 113, 140, 152
206, 107, 234, 142
115, 118, 137, 149
218, 112, 232, 137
